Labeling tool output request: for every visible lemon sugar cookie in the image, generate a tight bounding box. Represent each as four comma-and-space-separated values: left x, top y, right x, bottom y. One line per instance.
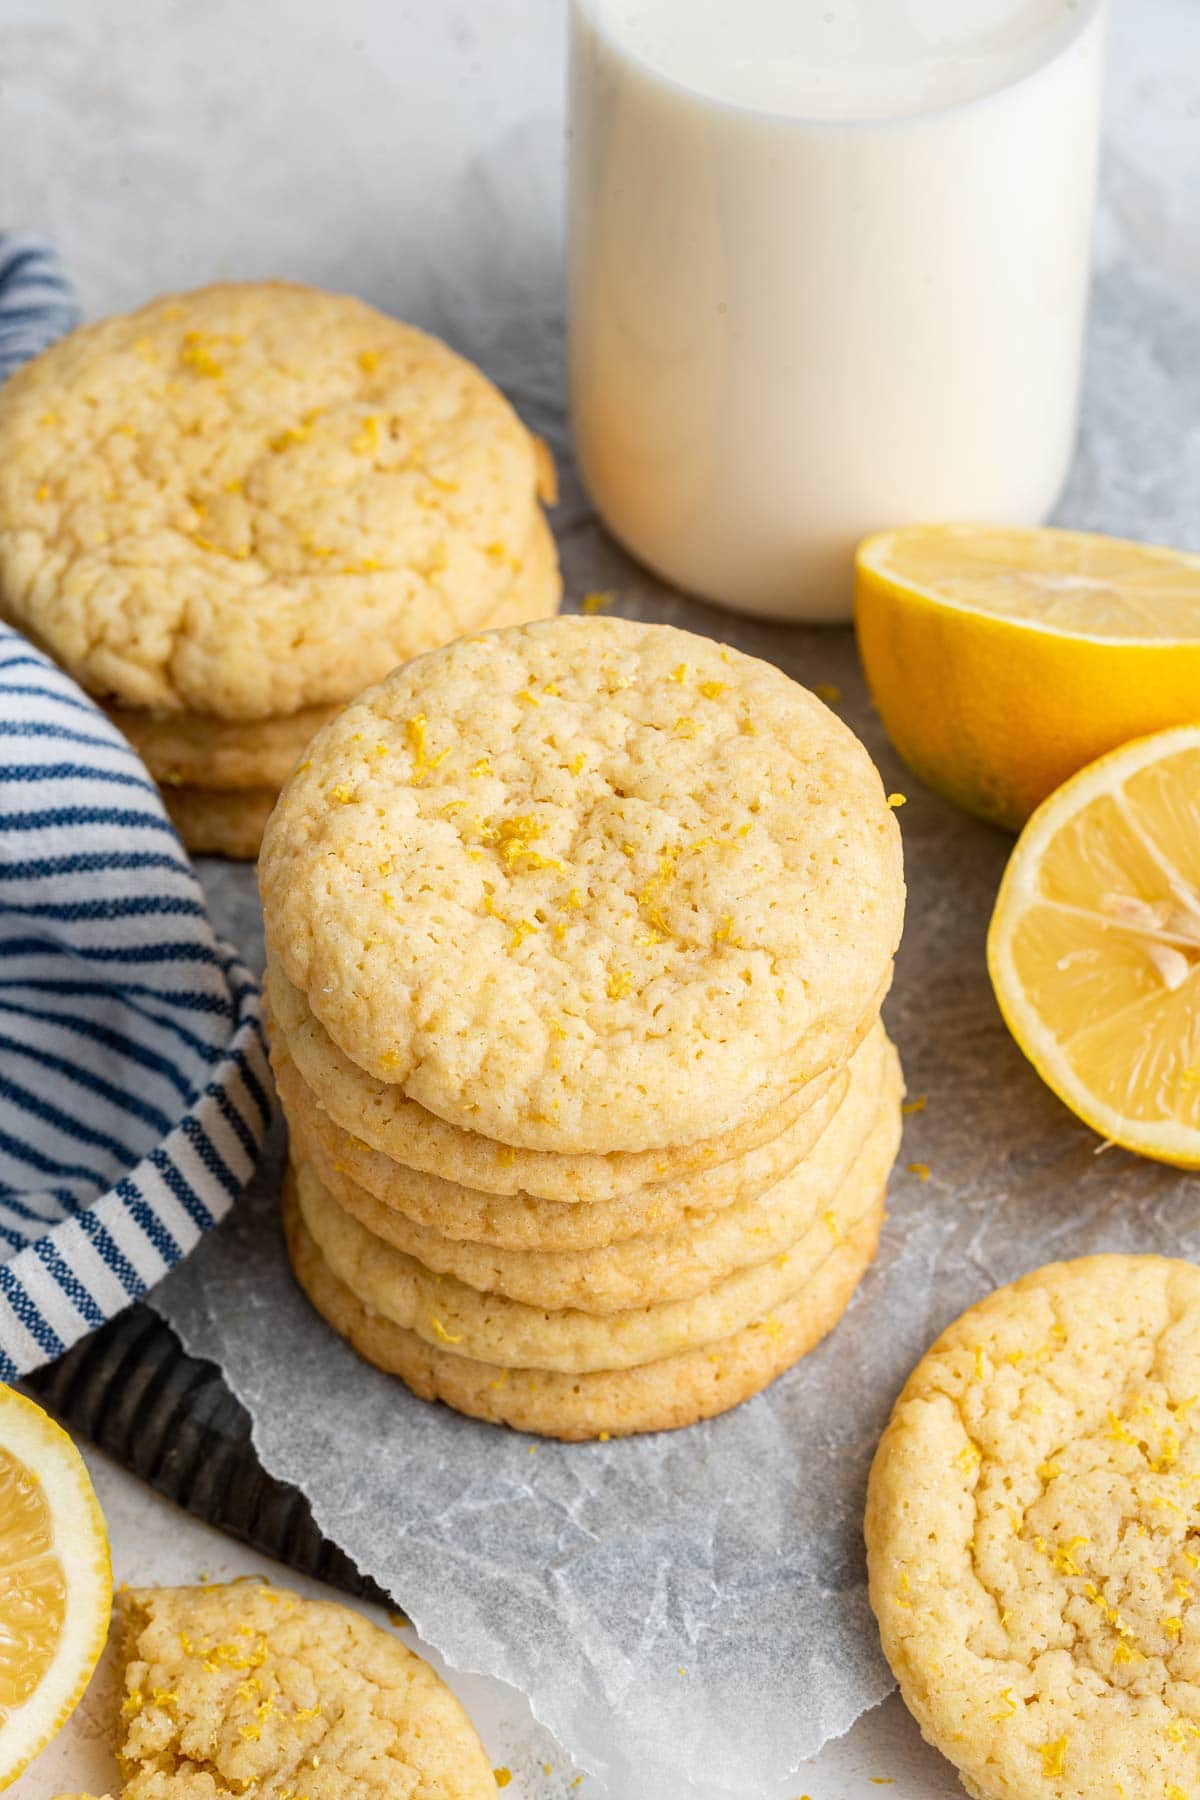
266, 959, 891, 1205
260, 615, 903, 1153
261, 613, 906, 1436
103, 1582, 495, 1799
0, 281, 559, 855
866, 1254, 1200, 1800
287, 1024, 899, 1311
289, 1085, 900, 1372
284, 1157, 888, 1441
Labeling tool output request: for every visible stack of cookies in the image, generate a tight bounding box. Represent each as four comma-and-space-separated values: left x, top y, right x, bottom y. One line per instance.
0, 281, 559, 857
260, 616, 906, 1439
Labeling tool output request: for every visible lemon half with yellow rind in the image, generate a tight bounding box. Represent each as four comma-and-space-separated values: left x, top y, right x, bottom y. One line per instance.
856, 525, 1200, 831
988, 725, 1200, 1168
0, 1387, 111, 1791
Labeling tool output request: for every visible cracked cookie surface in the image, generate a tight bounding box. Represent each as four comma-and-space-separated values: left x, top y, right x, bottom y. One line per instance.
866, 1255, 1200, 1800
0, 281, 553, 720
108, 1583, 493, 1799
260, 615, 904, 1153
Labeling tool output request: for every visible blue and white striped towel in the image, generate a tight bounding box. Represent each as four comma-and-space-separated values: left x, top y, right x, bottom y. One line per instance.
0, 238, 271, 1380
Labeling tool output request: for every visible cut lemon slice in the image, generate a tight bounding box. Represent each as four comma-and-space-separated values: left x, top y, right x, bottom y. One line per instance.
856, 525, 1200, 830
0, 1387, 111, 1791
988, 726, 1200, 1167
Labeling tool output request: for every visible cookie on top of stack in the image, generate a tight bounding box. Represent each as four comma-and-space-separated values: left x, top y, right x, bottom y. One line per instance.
260, 615, 906, 1438
0, 281, 559, 857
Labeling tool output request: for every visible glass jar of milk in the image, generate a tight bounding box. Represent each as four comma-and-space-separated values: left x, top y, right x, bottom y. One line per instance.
568, 0, 1107, 622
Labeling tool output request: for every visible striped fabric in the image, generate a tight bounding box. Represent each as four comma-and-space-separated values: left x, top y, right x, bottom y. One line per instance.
0, 235, 79, 383
0, 628, 271, 1378
0, 239, 271, 1379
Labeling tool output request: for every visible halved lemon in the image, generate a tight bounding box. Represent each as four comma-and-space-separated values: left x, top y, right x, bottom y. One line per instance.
0, 1387, 111, 1790
988, 726, 1200, 1167
856, 525, 1200, 831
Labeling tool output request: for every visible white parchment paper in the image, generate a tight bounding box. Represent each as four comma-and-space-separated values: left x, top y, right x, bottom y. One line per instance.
152, 67, 1200, 1799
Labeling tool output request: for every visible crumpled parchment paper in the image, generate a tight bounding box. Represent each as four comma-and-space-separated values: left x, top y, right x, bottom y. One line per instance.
152, 95, 1200, 1800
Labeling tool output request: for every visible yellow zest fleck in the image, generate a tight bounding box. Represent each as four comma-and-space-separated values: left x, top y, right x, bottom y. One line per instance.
543, 681, 561, 696
1053, 1536, 1089, 1576
1183, 1551, 1199, 1569
38, 409, 60, 426
607, 969, 633, 1000
1112, 1639, 1138, 1665
293, 1704, 321, 1721
581, 590, 613, 613
887, 792, 907, 808
192, 531, 250, 560
973, 1345, 989, 1381
955, 1440, 982, 1472
669, 663, 688, 683
121, 1689, 144, 1715
492, 814, 565, 873
406, 713, 449, 782
1037, 1460, 1061, 1481
1038, 1737, 1067, 1778
568, 753, 586, 776
901, 1095, 927, 1115
180, 331, 225, 378
814, 683, 842, 704
431, 1316, 463, 1344
516, 688, 540, 708
714, 915, 743, 948
1174, 1575, 1192, 1599
357, 347, 381, 372
1107, 1411, 1138, 1446
697, 680, 728, 700
470, 758, 493, 778
493, 1771, 512, 1790
1165, 1616, 1183, 1637
351, 414, 380, 455
34, 482, 48, 502
1150, 1429, 1181, 1473
823, 1209, 844, 1245
441, 799, 466, 815
907, 1162, 931, 1181
673, 716, 697, 738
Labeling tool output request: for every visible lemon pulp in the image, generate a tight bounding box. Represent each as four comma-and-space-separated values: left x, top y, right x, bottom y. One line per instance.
989, 729, 1200, 1165
0, 1445, 69, 1721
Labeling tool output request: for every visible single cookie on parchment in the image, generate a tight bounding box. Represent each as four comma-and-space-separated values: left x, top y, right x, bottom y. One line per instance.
91, 1582, 496, 1799
866, 1254, 1200, 1800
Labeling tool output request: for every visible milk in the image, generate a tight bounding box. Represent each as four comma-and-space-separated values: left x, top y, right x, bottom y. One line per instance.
568, 0, 1107, 621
